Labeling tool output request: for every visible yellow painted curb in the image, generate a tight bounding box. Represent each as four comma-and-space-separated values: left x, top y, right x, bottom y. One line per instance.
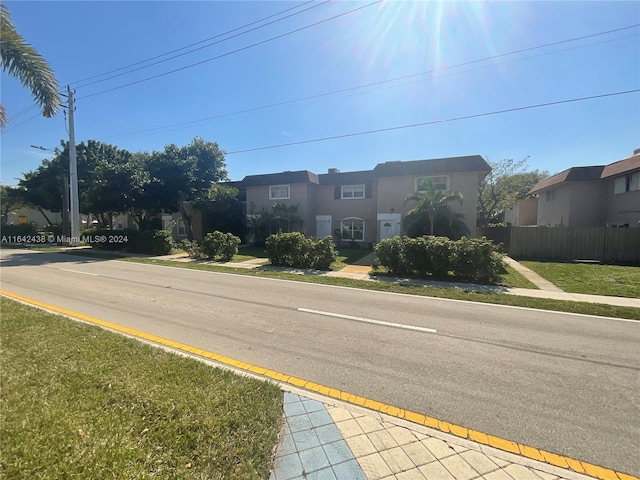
1, 290, 637, 480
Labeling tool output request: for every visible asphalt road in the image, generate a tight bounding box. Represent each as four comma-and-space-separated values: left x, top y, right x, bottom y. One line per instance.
1, 249, 639, 475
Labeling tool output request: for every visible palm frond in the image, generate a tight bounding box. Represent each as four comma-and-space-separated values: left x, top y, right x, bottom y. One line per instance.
0, 4, 60, 127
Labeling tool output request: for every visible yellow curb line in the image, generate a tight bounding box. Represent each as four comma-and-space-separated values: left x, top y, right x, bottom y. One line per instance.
1, 289, 637, 480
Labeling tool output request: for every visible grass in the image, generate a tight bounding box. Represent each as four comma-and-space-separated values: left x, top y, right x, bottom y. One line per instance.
0, 298, 282, 479
43, 250, 640, 320
521, 261, 640, 298
107, 255, 640, 320
501, 265, 539, 289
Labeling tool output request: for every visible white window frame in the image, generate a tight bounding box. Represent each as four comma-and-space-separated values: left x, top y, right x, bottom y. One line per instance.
341, 217, 364, 242
616, 172, 640, 194
416, 175, 450, 192
341, 184, 365, 199
269, 184, 290, 200
177, 219, 186, 236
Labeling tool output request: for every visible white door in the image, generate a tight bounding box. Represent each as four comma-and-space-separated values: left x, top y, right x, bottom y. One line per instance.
377, 213, 401, 240
316, 215, 332, 238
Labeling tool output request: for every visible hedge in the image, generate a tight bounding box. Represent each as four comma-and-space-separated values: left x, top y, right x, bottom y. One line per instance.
201, 231, 241, 261
265, 232, 337, 270
375, 235, 505, 283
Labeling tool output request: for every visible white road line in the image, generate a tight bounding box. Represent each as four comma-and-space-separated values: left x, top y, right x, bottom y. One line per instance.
297, 308, 437, 333
59, 268, 100, 276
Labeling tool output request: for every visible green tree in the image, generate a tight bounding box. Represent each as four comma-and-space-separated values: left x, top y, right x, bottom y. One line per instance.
56, 140, 139, 227
195, 184, 245, 239
0, 185, 26, 224
145, 137, 228, 240
477, 157, 548, 228
403, 178, 467, 239
17, 158, 66, 225
0, 4, 60, 127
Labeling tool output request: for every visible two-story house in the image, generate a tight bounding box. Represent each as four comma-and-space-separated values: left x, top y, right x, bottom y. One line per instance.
237, 155, 491, 244
529, 149, 640, 227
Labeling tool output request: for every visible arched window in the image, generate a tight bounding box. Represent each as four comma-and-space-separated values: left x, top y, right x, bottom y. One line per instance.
341, 217, 364, 241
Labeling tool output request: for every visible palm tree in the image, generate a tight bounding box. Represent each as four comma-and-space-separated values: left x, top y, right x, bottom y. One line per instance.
403, 178, 467, 238
0, 4, 60, 128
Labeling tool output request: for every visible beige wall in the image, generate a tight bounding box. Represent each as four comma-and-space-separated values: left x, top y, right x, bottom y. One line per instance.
314, 184, 378, 243
246, 183, 314, 236
537, 186, 571, 226
567, 182, 604, 227
505, 198, 538, 226
603, 176, 640, 227
377, 172, 480, 237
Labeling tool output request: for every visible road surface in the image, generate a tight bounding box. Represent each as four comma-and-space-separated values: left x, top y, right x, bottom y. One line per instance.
1, 249, 638, 475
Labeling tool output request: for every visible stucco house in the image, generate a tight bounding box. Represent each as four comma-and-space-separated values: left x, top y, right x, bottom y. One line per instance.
235, 155, 491, 244
529, 149, 640, 227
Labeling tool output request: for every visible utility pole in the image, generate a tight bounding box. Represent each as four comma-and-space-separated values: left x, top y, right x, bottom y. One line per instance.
67, 86, 80, 246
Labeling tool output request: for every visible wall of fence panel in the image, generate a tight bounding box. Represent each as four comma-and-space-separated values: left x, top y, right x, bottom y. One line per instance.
478, 227, 640, 264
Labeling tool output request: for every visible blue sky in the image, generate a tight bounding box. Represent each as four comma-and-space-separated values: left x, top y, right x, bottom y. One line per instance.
1, 1, 639, 186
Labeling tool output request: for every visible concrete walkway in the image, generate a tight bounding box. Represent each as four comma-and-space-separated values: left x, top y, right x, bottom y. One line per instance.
270, 389, 609, 480
151, 251, 640, 309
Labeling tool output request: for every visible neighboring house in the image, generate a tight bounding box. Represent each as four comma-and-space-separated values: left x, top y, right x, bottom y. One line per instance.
236, 155, 491, 244
504, 197, 538, 227
5, 208, 62, 229
529, 149, 640, 227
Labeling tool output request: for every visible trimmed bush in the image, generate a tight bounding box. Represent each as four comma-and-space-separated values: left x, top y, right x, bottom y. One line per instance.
130, 229, 175, 256
1, 223, 39, 240
375, 236, 406, 275
82, 227, 139, 251
375, 235, 505, 283
308, 236, 338, 271
178, 239, 202, 259
266, 232, 337, 270
451, 236, 506, 283
201, 231, 241, 261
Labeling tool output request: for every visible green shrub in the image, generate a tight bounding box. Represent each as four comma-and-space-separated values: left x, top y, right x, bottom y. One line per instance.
423, 236, 453, 277
201, 231, 241, 261
308, 236, 338, 271
375, 236, 406, 275
375, 235, 504, 283
1, 223, 39, 240
82, 227, 139, 251
451, 236, 506, 283
178, 239, 202, 259
127, 229, 174, 255
266, 232, 337, 270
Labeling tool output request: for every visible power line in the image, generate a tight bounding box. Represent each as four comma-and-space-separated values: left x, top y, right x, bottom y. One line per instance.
225, 89, 640, 155
73, 1, 328, 90
96, 29, 639, 141
78, 1, 382, 100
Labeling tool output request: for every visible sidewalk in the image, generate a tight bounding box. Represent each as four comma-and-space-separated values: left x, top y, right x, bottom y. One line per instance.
153, 252, 640, 309
270, 389, 615, 480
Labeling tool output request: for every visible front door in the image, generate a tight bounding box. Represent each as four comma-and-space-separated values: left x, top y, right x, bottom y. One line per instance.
377, 213, 401, 240
316, 215, 332, 238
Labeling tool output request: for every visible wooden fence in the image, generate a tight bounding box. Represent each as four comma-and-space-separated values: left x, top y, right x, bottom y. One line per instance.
477, 226, 640, 264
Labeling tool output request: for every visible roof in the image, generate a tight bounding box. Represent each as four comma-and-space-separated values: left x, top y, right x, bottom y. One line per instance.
235, 155, 490, 187
318, 170, 374, 185
530, 166, 605, 193
372, 155, 490, 177
240, 170, 319, 187
600, 153, 640, 179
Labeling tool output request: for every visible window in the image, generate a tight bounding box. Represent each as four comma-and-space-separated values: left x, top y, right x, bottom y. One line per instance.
545, 190, 555, 201
177, 219, 186, 236
341, 185, 365, 199
615, 172, 640, 194
341, 217, 364, 241
416, 175, 449, 192
269, 185, 290, 200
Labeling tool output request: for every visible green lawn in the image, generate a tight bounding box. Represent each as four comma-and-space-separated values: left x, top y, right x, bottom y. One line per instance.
521, 261, 640, 298
233, 245, 371, 270
0, 298, 282, 479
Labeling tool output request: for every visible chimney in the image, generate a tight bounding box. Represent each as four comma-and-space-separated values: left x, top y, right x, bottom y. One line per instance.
634, 148, 640, 155
328, 168, 340, 174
